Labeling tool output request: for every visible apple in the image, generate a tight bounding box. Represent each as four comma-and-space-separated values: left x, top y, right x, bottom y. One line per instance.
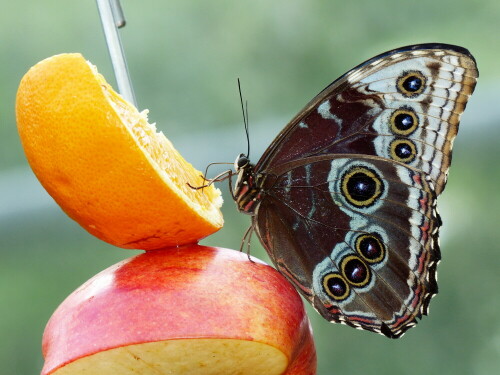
41, 244, 316, 374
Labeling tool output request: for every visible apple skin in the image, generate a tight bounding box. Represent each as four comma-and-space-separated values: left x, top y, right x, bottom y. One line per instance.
41, 244, 316, 374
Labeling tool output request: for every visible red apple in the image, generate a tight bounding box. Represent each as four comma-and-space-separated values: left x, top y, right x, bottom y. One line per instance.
41, 244, 316, 374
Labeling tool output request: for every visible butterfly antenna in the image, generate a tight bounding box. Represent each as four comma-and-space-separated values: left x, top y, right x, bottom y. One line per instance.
238, 78, 250, 158
245, 100, 250, 158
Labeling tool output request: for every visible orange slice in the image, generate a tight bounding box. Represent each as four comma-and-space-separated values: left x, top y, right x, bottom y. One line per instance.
16, 54, 223, 250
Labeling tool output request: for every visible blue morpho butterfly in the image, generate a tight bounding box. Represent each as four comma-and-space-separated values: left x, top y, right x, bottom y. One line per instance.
196, 44, 478, 338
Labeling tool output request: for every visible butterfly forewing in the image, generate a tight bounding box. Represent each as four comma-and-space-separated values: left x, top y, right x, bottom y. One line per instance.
258, 44, 477, 194
235, 44, 478, 338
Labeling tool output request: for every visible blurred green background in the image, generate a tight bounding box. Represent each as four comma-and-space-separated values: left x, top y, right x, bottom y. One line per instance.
1, 1, 499, 374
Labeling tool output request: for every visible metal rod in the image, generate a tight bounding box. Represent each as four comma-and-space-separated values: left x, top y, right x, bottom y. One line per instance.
96, 0, 137, 106
110, 0, 126, 28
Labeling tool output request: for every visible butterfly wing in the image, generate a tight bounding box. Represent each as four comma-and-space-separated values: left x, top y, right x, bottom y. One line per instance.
252, 44, 478, 337
256, 43, 478, 194
255, 155, 440, 337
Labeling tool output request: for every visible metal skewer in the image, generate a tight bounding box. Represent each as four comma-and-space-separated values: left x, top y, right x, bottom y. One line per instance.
96, 0, 137, 107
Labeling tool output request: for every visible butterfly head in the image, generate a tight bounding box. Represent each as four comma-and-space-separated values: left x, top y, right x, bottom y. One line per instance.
234, 153, 250, 172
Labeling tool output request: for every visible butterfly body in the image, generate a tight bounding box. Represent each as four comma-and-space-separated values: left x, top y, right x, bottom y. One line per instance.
233, 44, 478, 338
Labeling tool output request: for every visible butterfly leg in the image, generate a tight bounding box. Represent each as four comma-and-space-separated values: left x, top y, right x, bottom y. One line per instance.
186, 168, 233, 190
239, 222, 256, 262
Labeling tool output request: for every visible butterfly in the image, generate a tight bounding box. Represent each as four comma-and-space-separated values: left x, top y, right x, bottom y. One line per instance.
231, 43, 478, 338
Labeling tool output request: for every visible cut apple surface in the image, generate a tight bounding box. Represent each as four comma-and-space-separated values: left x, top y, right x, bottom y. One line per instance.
42, 245, 317, 375
51, 339, 287, 375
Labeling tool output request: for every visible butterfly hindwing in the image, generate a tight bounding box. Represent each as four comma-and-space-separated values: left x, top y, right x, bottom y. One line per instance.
254, 155, 439, 337
235, 44, 478, 338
